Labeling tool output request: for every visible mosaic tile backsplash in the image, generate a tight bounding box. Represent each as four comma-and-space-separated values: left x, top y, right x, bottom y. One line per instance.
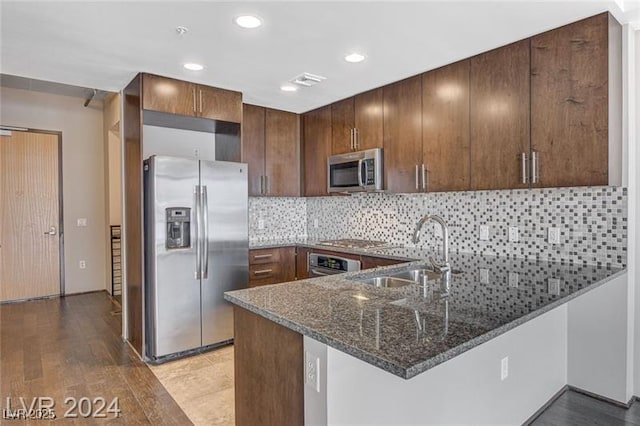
250, 186, 627, 267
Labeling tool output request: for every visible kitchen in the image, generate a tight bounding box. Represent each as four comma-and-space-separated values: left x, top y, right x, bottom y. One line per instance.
1, 1, 639, 425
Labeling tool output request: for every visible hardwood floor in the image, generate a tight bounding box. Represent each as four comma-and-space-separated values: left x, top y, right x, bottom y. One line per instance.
531, 390, 640, 426
0, 291, 191, 424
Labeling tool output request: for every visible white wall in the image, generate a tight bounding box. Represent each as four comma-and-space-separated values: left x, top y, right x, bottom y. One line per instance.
0, 87, 107, 294
567, 274, 631, 402
319, 307, 568, 425
634, 28, 640, 398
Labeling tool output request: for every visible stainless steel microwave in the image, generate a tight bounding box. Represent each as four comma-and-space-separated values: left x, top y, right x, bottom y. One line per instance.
328, 148, 383, 193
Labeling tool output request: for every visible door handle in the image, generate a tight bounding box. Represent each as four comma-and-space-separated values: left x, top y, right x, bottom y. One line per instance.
44, 226, 57, 236
415, 165, 420, 190
194, 186, 201, 279
521, 153, 528, 185
354, 128, 359, 149
422, 164, 427, 192
358, 159, 365, 187
199, 89, 203, 113
531, 151, 539, 184
201, 185, 209, 279
253, 254, 273, 260
192, 87, 197, 113
253, 269, 273, 275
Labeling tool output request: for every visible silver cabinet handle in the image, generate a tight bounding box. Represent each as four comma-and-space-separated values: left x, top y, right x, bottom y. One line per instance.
349, 128, 354, 150
531, 151, 539, 184
44, 226, 57, 236
358, 159, 365, 187
253, 254, 273, 260
199, 89, 203, 113
201, 185, 209, 279
415, 165, 420, 190
521, 153, 528, 185
354, 128, 359, 149
253, 269, 273, 275
194, 186, 201, 279
422, 164, 427, 192
259, 175, 264, 195
192, 87, 197, 113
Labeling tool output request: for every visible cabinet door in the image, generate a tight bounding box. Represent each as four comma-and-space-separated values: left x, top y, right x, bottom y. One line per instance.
303, 106, 331, 197
360, 256, 405, 270
241, 104, 266, 196
470, 40, 530, 190
383, 76, 423, 193
354, 88, 383, 151
142, 74, 196, 116
331, 97, 355, 155
296, 247, 310, 279
422, 61, 471, 192
265, 109, 301, 196
531, 13, 608, 187
197, 85, 242, 123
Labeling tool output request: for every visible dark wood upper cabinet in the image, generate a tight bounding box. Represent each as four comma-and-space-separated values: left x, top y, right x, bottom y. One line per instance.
422, 60, 471, 192
242, 104, 266, 196
354, 88, 384, 151
142, 74, 197, 117
383, 75, 423, 193
470, 40, 530, 191
265, 109, 301, 197
141, 73, 241, 123
331, 97, 355, 155
303, 106, 331, 197
531, 13, 610, 188
198, 85, 242, 123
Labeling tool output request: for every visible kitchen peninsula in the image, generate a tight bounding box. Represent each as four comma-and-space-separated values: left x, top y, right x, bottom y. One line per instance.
225, 246, 627, 425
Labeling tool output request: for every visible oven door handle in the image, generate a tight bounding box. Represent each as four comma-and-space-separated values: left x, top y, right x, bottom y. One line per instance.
310, 269, 332, 276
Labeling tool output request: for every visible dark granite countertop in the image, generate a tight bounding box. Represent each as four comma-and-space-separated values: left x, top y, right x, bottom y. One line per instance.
228, 251, 625, 379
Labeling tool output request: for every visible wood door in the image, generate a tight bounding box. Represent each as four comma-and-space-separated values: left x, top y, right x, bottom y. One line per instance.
142, 74, 196, 117
197, 85, 242, 123
422, 60, 471, 192
241, 104, 266, 196
383, 75, 423, 193
295, 247, 310, 279
354, 88, 383, 151
265, 109, 301, 196
1, 130, 60, 302
331, 97, 355, 155
531, 13, 609, 187
303, 106, 331, 197
470, 40, 530, 190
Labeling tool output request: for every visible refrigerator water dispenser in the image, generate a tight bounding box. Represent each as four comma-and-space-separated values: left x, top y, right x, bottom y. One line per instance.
165, 207, 191, 249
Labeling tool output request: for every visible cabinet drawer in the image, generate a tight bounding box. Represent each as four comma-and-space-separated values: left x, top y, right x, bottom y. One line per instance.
249, 263, 282, 281
250, 248, 281, 265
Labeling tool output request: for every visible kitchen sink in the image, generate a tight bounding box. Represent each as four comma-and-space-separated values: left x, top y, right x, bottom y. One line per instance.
360, 276, 416, 288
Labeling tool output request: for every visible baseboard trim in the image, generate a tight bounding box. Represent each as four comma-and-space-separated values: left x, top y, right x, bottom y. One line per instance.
568, 385, 631, 409
523, 385, 569, 425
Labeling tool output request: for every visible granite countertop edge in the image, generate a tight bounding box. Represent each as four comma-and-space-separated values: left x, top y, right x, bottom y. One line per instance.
225, 267, 627, 380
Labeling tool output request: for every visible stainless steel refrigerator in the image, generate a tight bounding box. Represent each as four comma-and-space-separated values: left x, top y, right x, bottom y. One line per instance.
144, 155, 248, 359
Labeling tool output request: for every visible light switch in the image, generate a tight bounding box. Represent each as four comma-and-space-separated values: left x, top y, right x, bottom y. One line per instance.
508, 272, 519, 288
548, 227, 560, 244
508, 226, 519, 243
480, 268, 490, 284
77, 218, 87, 227
479, 225, 490, 241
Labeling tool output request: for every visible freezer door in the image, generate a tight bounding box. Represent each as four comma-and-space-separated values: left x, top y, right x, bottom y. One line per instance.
146, 156, 202, 357
199, 160, 249, 345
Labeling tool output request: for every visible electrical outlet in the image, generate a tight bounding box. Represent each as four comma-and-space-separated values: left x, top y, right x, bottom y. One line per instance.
79, 260, 86, 269
193, 148, 200, 157
313, 218, 319, 229
305, 351, 320, 393
258, 219, 265, 230
508, 272, 519, 288
547, 227, 560, 244
479, 268, 490, 284
479, 225, 490, 241
508, 226, 519, 243
548, 278, 561, 296
77, 218, 87, 227
501, 357, 509, 381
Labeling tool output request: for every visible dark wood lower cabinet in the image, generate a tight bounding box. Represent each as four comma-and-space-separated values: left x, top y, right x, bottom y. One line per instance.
249, 247, 296, 287
234, 306, 304, 426
360, 255, 405, 270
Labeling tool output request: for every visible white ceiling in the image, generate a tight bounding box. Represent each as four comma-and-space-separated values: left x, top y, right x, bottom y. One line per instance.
1, 1, 638, 114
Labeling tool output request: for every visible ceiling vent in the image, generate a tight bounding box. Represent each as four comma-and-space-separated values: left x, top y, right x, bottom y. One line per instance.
290, 72, 327, 87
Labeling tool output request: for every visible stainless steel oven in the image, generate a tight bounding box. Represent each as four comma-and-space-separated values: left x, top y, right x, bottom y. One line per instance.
328, 148, 383, 193
308, 253, 361, 277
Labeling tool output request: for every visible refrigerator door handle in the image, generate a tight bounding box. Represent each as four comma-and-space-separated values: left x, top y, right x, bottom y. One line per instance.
194, 185, 201, 279
202, 185, 209, 279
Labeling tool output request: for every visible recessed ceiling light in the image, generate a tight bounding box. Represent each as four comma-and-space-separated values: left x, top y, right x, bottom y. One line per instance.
345, 53, 366, 63
280, 85, 297, 92
175, 26, 189, 36
183, 63, 204, 71
235, 15, 262, 29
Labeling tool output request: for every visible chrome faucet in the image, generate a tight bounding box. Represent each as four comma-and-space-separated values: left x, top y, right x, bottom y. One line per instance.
412, 215, 451, 274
